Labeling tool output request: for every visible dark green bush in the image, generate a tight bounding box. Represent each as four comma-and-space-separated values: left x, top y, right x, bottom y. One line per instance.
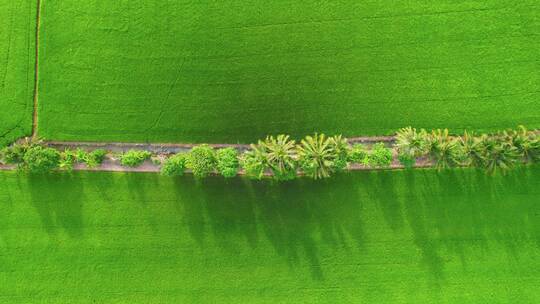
398, 153, 416, 168
187, 145, 216, 178
216, 148, 239, 178
161, 153, 187, 176
22, 146, 60, 173
367, 143, 393, 167
328, 135, 349, 171
119, 150, 152, 167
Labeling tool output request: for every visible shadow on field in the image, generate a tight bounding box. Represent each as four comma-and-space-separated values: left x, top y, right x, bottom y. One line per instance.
26, 173, 85, 239
170, 173, 366, 281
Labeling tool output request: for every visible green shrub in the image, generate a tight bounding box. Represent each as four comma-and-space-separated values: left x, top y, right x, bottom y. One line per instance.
216, 148, 239, 178
328, 135, 349, 171
119, 150, 152, 167
1, 144, 27, 164
240, 149, 267, 180
367, 143, 393, 167
84, 149, 107, 168
161, 153, 187, 176
186, 145, 216, 178
21, 146, 60, 173
59, 149, 77, 171
348, 144, 368, 164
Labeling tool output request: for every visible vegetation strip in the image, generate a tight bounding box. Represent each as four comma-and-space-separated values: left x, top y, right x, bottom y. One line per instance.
1, 126, 538, 179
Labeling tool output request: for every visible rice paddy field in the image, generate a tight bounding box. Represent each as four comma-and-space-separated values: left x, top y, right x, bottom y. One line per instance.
38, 0, 540, 143
1, 168, 539, 303
0, 0, 35, 147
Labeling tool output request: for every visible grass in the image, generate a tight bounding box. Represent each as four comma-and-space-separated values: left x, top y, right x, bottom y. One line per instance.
0, 0, 36, 147
37, 1, 540, 143
1, 167, 539, 303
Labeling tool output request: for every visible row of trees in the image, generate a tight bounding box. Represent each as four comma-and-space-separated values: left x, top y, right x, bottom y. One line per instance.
160, 134, 393, 180
1, 127, 537, 177
396, 126, 540, 174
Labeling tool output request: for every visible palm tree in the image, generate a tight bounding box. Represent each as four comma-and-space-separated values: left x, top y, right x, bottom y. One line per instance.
259, 135, 297, 180
297, 133, 335, 179
426, 129, 461, 171
459, 131, 486, 168
328, 135, 350, 171
480, 135, 520, 174
395, 127, 429, 159
240, 146, 268, 179
502, 126, 540, 163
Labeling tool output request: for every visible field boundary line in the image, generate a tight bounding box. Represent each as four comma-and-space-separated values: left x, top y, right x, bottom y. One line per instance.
31, 0, 42, 138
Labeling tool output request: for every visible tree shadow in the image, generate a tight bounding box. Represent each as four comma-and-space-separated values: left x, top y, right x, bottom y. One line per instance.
26, 172, 85, 239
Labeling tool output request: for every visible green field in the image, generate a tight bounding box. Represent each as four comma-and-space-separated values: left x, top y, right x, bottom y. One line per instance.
38, 0, 540, 143
1, 168, 539, 303
0, 0, 35, 147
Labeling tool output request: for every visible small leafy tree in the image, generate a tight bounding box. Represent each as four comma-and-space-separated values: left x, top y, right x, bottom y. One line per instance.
367, 143, 393, 167
22, 146, 60, 173
426, 129, 461, 171
216, 147, 239, 178
186, 145, 216, 178
259, 135, 297, 180
328, 135, 350, 171
83, 149, 107, 168
160, 153, 187, 176
1, 144, 27, 164
297, 133, 335, 179
119, 150, 152, 167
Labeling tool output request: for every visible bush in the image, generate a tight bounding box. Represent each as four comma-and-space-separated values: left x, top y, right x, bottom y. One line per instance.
186, 145, 216, 178
328, 135, 349, 171
22, 146, 60, 173
240, 149, 267, 179
216, 148, 239, 178
119, 150, 152, 167
161, 153, 187, 176
59, 149, 77, 171
367, 143, 393, 167
1, 144, 27, 164
348, 144, 368, 164
84, 149, 107, 168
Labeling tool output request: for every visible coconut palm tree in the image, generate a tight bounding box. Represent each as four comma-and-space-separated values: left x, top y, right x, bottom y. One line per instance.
480, 135, 520, 174
502, 126, 540, 163
459, 131, 486, 168
395, 127, 429, 159
426, 129, 461, 171
297, 133, 335, 179
259, 135, 297, 180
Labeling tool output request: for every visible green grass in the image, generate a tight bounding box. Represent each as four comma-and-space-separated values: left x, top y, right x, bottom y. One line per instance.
1, 167, 539, 303
37, 1, 540, 143
0, 0, 35, 147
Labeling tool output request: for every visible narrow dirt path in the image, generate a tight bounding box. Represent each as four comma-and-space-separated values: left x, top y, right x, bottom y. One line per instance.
31, 0, 42, 138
